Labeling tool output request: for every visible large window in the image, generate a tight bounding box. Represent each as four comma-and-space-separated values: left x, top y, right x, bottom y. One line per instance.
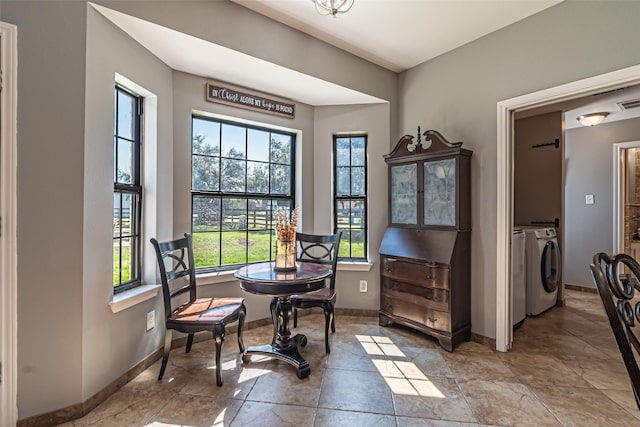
334, 134, 367, 261
113, 86, 142, 293
191, 116, 295, 270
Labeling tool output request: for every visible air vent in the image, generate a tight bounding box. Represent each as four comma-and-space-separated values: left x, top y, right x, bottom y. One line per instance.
617, 98, 640, 110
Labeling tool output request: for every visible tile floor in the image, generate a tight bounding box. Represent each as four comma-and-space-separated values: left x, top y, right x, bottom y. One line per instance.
59, 289, 640, 426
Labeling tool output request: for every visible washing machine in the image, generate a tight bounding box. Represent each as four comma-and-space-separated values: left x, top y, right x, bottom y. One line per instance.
512, 229, 526, 327
522, 227, 561, 316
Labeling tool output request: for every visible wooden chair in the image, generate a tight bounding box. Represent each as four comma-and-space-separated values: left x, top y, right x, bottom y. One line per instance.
150, 233, 246, 386
288, 231, 341, 353
590, 252, 640, 409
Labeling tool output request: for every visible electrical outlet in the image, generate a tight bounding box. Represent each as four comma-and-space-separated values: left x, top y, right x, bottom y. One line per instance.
359, 280, 368, 293
146, 310, 155, 331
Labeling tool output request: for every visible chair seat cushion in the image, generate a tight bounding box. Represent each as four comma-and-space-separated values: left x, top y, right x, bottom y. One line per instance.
170, 297, 244, 324
290, 288, 335, 302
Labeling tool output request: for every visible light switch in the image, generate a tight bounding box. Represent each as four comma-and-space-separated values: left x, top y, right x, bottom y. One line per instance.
585, 194, 594, 205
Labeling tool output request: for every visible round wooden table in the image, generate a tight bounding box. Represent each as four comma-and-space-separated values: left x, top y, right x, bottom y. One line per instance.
235, 261, 331, 379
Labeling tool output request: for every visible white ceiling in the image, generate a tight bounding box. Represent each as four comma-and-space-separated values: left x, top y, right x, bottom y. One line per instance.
231, 0, 562, 72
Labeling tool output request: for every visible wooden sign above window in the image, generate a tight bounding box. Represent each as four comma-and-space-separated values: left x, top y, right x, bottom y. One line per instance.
205, 82, 295, 119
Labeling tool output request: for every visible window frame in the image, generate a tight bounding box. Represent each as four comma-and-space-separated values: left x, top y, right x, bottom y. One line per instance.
190, 115, 296, 273
113, 85, 143, 294
333, 134, 368, 262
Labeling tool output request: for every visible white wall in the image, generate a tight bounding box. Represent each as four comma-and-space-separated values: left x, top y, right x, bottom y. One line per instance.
564, 117, 640, 287
398, 0, 640, 338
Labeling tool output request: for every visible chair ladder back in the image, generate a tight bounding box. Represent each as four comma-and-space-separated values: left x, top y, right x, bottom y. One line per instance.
591, 252, 640, 409
296, 231, 342, 290
151, 234, 198, 319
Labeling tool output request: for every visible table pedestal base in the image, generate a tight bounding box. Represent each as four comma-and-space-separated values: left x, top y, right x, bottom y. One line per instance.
242, 333, 310, 378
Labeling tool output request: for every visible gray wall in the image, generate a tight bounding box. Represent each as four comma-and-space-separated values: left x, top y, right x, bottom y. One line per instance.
2, 0, 87, 416
313, 104, 390, 309
398, 0, 640, 338
82, 6, 174, 402
2, 0, 397, 419
564, 117, 640, 287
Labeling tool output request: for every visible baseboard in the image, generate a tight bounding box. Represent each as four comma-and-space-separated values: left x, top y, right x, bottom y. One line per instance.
565, 283, 598, 294
470, 332, 497, 351
16, 316, 278, 427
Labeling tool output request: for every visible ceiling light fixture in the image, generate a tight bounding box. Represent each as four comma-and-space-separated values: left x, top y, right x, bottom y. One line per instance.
312, 0, 354, 17
577, 112, 610, 127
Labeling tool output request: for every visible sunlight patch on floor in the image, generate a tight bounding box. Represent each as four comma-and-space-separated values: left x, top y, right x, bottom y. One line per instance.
358, 335, 445, 398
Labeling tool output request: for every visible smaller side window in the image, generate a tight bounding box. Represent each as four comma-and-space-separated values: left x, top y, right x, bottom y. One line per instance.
334, 134, 367, 261
113, 86, 142, 293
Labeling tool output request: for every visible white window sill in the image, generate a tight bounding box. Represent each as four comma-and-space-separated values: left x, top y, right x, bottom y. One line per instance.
337, 261, 374, 272
197, 270, 239, 286
109, 284, 161, 314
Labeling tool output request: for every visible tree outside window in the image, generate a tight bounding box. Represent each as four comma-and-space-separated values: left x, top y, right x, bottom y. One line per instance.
191, 116, 295, 270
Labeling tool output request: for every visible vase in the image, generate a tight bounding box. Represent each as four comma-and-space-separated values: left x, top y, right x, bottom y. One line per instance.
274, 231, 296, 271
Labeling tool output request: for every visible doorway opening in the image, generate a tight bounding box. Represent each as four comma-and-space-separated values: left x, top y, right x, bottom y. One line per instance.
496, 63, 640, 352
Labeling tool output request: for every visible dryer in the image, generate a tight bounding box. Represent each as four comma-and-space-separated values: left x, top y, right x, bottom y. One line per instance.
523, 228, 561, 316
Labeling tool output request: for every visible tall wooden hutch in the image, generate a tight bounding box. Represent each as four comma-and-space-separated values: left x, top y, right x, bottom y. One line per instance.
379, 129, 472, 351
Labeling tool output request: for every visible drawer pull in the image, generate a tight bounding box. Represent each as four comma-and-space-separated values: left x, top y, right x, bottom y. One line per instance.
428, 315, 437, 323
426, 274, 435, 280
386, 303, 393, 310
386, 267, 393, 273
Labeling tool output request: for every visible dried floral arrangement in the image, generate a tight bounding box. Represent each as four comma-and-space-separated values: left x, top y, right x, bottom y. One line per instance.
274, 207, 298, 242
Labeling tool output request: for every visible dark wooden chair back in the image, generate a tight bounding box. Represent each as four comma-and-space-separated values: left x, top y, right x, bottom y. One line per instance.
590, 252, 640, 409
296, 231, 342, 290
151, 233, 197, 320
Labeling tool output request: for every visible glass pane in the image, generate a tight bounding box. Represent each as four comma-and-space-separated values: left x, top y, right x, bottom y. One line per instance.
336, 200, 350, 229
113, 240, 121, 286
120, 238, 131, 283
192, 232, 220, 268
336, 167, 350, 196
221, 124, 246, 159
351, 199, 365, 228
351, 137, 365, 166
192, 118, 221, 156
351, 167, 365, 196
192, 154, 219, 191
221, 231, 247, 266
247, 199, 271, 230
113, 192, 121, 238
424, 158, 456, 226
270, 164, 291, 194
271, 133, 291, 164
247, 161, 269, 193
391, 164, 417, 224
113, 137, 117, 181
336, 138, 350, 166
247, 129, 270, 162
193, 196, 220, 232
338, 230, 351, 258
116, 138, 133, 184
222, 198, 247, 231
221, 159, 246, 192
350, 229, 365, 258
121, 193, 132, 237
247, 230, 272, 263
116, 91, 133, 139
